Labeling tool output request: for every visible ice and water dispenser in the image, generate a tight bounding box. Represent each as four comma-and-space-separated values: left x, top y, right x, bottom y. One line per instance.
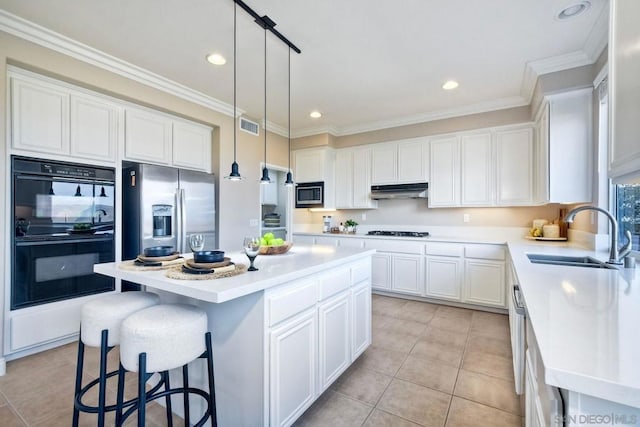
152, 204, 172, 237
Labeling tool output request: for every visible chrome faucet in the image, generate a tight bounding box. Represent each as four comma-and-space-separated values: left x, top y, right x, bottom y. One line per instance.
565, 205, 633, 265
94, 209, 108, 224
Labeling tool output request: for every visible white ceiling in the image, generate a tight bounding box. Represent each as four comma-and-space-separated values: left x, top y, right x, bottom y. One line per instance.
0, 0, 608, 136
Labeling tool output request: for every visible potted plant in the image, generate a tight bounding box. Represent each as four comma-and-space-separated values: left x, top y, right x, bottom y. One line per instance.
344, 219, 358, 233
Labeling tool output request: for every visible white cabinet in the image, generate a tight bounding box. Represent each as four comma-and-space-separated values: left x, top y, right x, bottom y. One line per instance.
124, 107, 172, 165
426, 256, 463, 301
261, 176, 279, 205
172, 120, 212, 172
464, 260, 506, 307
609, 0, 640, 178
10, 75, 69, 155
318, 292, 351, 391
335, 147, 377, 209
392, 255, 424, 296
351, 281, 371, 360
534, 89, 592, 203
429, 136, 460, 207
496, 127, 534, 205
294, 147, 336, 209
461, 132, 493, 206
371, 138, 428, 185
269, 309, 317, 427
314, 235, 340, 247
371, 253, 392, 291
70, 94, 120, 161
292, 235, 315, 245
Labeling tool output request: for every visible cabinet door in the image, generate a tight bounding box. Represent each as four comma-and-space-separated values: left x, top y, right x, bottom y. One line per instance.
172, 120, 212, 172
461, 132, 493, 206
352, 146, 376, 208
429, 136, 460, 207
70, 94, 119, 161
371, 144, 398, 184
371, 253, 392, 290
261, 179, 279, 206
318, 292, 351, 391
292, 235, 315, 245
295, 149, 324, 183
391, 254, 424, 296
11, 77, 69, 155
351, 281, 371, 360
464, 260, 506, 308
335, 149, 353, 208
124, 107, 172, 164
425, 256, 463, 301
496, 128, 534, 205
535, 106, 550, 204
398, 139, 428, 183
270, 310, 317, 427
314, 236, 340, 247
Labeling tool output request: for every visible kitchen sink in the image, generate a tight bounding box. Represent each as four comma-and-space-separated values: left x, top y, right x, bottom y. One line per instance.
526, 254, 617, 269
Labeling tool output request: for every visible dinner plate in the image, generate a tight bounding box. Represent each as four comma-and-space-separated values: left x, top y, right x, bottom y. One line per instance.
137, 253, 180, 262
186, 258, 232, 269
182, 264, 215, 275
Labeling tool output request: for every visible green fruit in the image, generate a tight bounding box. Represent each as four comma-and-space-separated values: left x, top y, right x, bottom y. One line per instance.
272, 238, 284, 246
260, 237, 267, 246
263, 232, 275, 241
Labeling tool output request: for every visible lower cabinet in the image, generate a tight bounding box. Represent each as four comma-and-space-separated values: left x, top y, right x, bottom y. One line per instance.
425, 256, 463, 301
269, 309, 317, 427
371, 253, 392, 290
464, 260, 506, 307
392, 254, 424, 295
266, 259, 372, 427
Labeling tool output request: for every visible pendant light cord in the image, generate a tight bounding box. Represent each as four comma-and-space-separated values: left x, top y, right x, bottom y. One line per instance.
263, 27, 267, 167
288, 47, 291, 172
233, 2, 237, 163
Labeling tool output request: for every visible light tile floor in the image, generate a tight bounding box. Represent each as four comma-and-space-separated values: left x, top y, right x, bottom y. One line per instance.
0, 295, 521, 426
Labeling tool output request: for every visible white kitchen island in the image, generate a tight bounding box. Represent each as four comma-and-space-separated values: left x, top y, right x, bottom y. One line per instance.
94, 245, 375, 427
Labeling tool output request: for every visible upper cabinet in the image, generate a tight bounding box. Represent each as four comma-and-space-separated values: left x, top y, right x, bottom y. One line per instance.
70, 94, 120, 162
534, 89, 592, 204
371, 138, 429, 185
335, 146, 377, 209
429, 125, 534, 208
172, 120, 213, 171
609, 0, 640, 178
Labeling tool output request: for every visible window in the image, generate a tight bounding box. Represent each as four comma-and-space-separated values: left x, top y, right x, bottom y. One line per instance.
615, 183, 640, 253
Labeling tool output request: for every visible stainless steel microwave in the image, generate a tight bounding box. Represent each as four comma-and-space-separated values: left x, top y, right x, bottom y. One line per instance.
295, 182, 324, 208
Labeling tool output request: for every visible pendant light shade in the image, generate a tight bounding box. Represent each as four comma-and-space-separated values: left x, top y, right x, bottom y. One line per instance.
284, 47, 295, 187
260, 25, 271, 185
225, 2, 243, 181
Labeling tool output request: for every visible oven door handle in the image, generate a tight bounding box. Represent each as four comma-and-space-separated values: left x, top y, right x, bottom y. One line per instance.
512, 285, 526, 316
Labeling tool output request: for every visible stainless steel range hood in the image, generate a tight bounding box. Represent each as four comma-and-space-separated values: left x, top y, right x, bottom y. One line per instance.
370, 183, 428, 200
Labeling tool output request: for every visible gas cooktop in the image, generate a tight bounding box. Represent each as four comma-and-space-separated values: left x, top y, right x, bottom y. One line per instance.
366, 230, 430, 238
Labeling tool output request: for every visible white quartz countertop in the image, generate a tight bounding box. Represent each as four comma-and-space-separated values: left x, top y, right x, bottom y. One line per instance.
508, 242, 640, 408
94, 245, 375, 303
294, 231, 512, 245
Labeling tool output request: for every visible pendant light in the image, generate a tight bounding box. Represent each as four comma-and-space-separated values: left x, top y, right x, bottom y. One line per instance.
260, 25, 271, 185
284, 47, 295, 187
225, 2, 242, 181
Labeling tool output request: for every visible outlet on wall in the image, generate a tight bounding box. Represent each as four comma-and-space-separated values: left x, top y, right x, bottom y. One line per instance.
463, 214, 471, 223
249, 219, 258, 227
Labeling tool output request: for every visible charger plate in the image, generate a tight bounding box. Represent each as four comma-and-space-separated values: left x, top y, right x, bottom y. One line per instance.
119, 257, 184, 271
165, 263, 247, 280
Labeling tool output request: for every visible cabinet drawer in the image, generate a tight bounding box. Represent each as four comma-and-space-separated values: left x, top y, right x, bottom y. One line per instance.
364, 239, 423, 254
268, 280, 318, 326
465, 244, 505, 260
425, 242, 463, 257
351, 260, 372, 285
319, 268, 351, 301
10, 299, 82, 351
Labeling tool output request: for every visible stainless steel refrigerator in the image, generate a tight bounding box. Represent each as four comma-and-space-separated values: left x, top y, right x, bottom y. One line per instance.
122, 162, 216, 262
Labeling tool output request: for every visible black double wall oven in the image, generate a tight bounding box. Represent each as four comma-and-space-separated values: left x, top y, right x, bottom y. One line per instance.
11, 156, 115, 310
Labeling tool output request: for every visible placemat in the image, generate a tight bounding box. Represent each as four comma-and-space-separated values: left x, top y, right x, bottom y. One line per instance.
165, 263, 248, 280
119, 257, 185, 271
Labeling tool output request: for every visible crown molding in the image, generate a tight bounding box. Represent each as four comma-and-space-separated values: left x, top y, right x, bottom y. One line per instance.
0, 10, 241, 118
583, 2, 609, 62
292, 125, 339, 139
263, 119, 288, 138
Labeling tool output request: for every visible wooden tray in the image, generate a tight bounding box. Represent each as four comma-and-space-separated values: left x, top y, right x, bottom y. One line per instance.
259, 242, 293, 255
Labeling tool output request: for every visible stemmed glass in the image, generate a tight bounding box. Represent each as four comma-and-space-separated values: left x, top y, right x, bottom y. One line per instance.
189, 234, 204, 252
243, 237, 261, 271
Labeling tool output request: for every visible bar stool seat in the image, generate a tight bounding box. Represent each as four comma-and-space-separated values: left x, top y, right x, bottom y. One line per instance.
73, 291, 160, 427
120, 303, 217, 427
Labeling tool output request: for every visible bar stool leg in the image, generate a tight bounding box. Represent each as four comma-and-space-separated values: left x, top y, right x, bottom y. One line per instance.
72, 335, 86, 427
138, 353, 147, 427
115, 362, 126, 425
163, 371, 173, 427
182, 365, 190, 425
205, 332, 217, 427
97, 330, 109, 427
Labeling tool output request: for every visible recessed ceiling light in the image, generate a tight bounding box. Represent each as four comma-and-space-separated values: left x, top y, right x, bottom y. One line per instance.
206, 53, 226, 65
309, 111, 322, 119
556, 1, 591, 20
442, 80, 459, 90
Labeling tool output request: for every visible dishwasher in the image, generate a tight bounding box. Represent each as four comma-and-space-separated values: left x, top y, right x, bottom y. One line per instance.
507, 256, 525, 395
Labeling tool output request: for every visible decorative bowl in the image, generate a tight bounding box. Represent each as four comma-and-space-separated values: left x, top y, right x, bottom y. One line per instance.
193, 250, 225, 263
259, 242, 293, 255
143, 246, 175, 257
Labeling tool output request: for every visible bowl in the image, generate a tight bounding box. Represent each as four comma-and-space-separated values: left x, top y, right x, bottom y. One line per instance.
143, 246, 175, 257
259, 242, 293, 255
193, 250, 225, 263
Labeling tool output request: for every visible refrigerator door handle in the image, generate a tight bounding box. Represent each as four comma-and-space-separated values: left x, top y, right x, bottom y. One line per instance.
180, 188, 187, 253
175, 188, 183, 253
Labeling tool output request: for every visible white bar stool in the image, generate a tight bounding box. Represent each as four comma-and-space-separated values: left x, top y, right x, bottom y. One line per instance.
119, 303, 217, 427
73, 291, 160, 427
